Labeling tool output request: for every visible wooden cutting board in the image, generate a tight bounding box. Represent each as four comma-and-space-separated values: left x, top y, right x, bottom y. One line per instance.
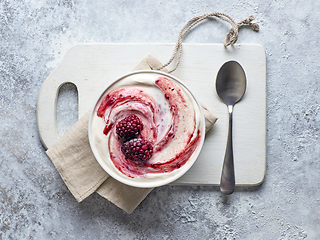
37, 43, 266, 186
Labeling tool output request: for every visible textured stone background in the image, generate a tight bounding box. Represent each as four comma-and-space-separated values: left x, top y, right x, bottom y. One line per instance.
1, 0, 320, 239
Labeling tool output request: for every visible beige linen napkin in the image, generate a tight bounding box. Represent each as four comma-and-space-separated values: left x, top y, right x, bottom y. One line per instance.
46, 56, 217, 213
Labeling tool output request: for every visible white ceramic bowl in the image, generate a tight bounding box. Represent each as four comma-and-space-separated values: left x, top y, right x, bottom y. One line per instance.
88, 70, 205, 188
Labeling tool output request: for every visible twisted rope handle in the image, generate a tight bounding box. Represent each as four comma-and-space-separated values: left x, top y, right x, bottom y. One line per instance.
155, 12, 259, 73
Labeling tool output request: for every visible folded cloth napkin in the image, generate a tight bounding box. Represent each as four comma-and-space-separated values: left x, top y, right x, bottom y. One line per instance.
46, 56, 217, 213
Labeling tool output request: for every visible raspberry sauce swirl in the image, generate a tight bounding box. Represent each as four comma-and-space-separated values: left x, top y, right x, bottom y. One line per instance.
90, 72, 203, 181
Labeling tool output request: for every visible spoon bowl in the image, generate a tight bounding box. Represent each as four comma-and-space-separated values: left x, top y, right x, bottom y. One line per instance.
216, 61, 246, 105
216, 61, 247, 194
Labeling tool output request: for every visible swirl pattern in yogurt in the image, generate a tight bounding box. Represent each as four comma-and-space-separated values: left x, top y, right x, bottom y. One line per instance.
90, 72, 204, 183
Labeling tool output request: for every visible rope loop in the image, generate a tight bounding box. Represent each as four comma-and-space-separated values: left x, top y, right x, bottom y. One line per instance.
155, 12, 259, 73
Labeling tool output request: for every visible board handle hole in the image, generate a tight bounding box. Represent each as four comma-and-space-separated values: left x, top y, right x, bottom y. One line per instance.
56, 83, 79, 138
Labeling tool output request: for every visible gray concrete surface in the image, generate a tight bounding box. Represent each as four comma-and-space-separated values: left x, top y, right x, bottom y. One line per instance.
1, 0, 319, 239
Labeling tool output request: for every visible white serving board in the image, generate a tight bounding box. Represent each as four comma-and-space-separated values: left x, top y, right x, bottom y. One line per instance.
37, 43, 266, 186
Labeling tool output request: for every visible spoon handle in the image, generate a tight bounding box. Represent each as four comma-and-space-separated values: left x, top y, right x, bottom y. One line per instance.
220, 105, 235, 194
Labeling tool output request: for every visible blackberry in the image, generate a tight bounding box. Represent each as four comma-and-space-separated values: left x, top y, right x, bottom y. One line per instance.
116, 114, 143, 141
121, 138, 153, 162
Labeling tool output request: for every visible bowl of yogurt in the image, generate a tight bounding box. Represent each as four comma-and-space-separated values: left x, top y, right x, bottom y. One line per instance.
88, 70, 205, 188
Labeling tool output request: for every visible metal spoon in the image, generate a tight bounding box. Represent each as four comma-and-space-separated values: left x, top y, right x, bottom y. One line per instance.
216, 60, 247, 195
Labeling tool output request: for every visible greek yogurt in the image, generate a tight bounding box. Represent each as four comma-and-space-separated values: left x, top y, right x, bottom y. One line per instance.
89, 71, 205, 187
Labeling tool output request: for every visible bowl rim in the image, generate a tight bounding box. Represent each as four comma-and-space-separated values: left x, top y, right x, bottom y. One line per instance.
88, 70, 206, 188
